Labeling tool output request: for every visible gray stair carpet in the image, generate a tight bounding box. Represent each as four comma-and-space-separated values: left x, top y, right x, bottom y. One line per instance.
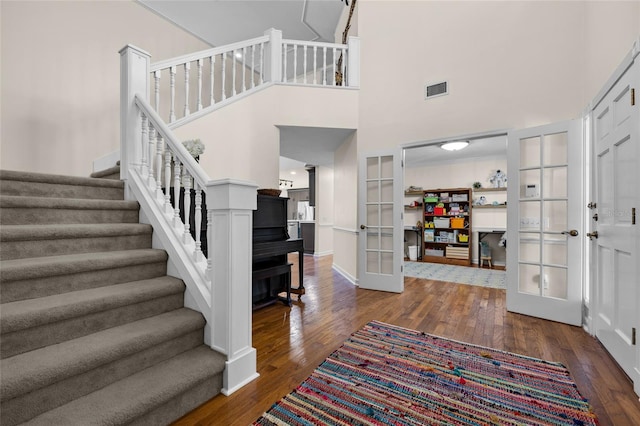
0, 170, 224, 425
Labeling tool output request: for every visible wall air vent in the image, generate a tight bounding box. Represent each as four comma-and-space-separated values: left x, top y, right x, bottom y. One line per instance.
425, 81, 448, 99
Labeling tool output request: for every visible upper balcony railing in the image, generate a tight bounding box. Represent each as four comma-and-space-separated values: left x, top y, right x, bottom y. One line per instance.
147, 28, 360, 127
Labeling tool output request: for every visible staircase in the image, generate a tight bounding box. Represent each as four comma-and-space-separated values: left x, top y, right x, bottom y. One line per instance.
0, 170, 225, 425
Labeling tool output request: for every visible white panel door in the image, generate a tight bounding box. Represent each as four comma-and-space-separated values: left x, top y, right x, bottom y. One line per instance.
506, 120, 583, 326
592, 58, 639, 387
357, 149, 404, 293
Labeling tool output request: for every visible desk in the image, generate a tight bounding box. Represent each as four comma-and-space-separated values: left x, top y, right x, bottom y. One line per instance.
476, 229, 506, 268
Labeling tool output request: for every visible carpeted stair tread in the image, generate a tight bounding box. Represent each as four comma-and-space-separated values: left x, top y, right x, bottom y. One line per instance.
1, 276, 184, 334
22, 345, 224, 426
0, 170, 124, 200
0, 170, 123, 189
90, 164, 121, 179
0, 249, 167, 283
0, 196, 141, 225
1, 308, 205, 401
0, 223, 152, 242
0, 195, 138, 210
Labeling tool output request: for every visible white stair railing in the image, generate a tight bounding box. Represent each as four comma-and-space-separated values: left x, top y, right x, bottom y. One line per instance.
120, 45, 259, 395
118, 30, 360, 395
146, 29, 360, 125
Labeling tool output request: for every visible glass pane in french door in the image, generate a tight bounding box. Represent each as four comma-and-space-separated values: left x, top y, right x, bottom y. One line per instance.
365, 155, 394, 275
518, 131, 569, 299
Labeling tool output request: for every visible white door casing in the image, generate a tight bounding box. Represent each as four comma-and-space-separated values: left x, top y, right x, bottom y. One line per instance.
357, 149, 404, 293
506, 120, 583, 326
591, 57, 639, 390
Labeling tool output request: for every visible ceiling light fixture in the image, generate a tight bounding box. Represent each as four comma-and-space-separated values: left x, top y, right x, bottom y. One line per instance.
440, 141, 469, 151
235, 52, 243, 59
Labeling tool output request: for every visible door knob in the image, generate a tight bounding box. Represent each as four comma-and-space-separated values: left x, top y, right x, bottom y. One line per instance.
360, 224, 366, 230
561, 229, 579, 237
587, 231, 599, 240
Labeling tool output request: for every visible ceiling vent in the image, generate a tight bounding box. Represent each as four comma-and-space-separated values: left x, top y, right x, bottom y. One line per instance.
425, 81, 448, 100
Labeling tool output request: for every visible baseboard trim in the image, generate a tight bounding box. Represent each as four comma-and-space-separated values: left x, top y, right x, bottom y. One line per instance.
332, 263, 357, 286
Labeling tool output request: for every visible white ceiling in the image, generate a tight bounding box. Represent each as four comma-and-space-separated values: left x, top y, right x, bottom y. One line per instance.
404, 135, 508, 168
139, 0, 345, 46
278, 126, 355, 167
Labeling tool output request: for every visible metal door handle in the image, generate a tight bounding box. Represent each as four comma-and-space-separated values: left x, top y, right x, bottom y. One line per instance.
587, 231, 599, 240
561, 229, 579, 237
360, 224, 366, 230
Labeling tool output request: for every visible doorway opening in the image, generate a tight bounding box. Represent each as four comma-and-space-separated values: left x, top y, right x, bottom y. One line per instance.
402, 131, 508, 273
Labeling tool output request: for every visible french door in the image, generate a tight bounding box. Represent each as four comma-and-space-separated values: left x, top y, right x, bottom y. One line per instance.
506, 120, 583, 326
357, 149, 404, 293
591, 57, 639, 388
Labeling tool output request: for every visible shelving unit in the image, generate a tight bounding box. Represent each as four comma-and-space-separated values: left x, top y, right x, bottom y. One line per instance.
472, 187, 507, 208
404, 190, 424, 210
422, 188, 472, 266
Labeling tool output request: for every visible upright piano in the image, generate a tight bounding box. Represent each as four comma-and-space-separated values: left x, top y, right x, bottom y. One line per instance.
252, 194, 304, 309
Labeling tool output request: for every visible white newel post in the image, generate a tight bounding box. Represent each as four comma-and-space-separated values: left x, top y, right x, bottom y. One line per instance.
119, 45, 150, 186
263, 28, 282, 83
206, 179, 259, 395
347, 36, 360, 88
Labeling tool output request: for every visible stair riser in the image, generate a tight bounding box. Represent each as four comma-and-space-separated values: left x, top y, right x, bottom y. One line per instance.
128, 375, 223, 426
1, 294, 184, 359
0, 330, 204, 426
0, 208, 139, 225
0, 180, 124, 200
1, 261, 168, 303
0, 234, 152, 261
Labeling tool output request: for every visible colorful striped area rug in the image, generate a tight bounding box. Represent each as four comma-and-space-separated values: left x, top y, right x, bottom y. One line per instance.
253, 321, 597, 425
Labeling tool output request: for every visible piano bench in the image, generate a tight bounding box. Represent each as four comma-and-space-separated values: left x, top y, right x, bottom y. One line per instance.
252, 262, 292, 309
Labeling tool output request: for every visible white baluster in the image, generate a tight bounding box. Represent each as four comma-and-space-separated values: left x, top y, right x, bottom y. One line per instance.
169, 66, 176, 122
303, 45, 307, 84
332, 47, 337, 85
197, 59, 203, 111
342, 47, 347, 86
232, 49, 236, 97
251, 44, 256, 89
184, 62, 190, 117
260, 42, 264, 85
154, 70, 161, 112
173, 158, 182, 227
156, 134, 164, 200
183, 170, 191, 243
210, 56, 215, 106
242, 46, 246, 93
164, 149, 172, 213
293, 44, 297, 83
140, 113, 149, 177
323, 47, 327, 85
194, 182, 204, 261
221, 52, 226, 101
313, 46, 317, 85
283, 44, 288, 83
148, 121, 155, 185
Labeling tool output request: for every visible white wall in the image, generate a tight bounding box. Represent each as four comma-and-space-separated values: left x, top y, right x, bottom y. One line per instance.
332, 132, 358, 283
315, 166, 335, 256
0, 1, 211, 177
352, 0, 639, 160
173, 85, 358, 188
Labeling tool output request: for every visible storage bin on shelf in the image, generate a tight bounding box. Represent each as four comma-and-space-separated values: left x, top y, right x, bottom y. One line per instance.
434, 218, 450, 228
450, 217, 466, 229
457, 233, 469, 243
446, 246, 469, 259
425, 248, 444, 257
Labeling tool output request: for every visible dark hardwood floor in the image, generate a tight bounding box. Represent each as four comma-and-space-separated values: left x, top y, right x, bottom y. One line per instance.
173, 255, 640, 426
